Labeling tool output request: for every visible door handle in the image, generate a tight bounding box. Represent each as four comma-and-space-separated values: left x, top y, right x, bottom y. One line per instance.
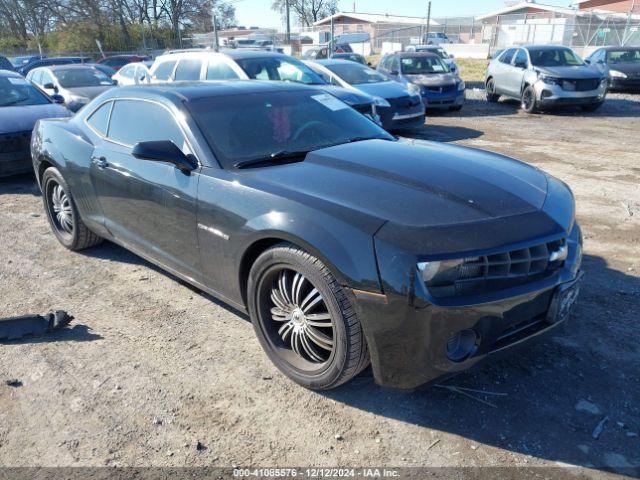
91, 156, 108, 169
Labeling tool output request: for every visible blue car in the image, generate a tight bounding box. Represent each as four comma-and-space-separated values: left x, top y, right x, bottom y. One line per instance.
305, 59, 425, 131
0, 70, 71, 176
377, 52, 465, 111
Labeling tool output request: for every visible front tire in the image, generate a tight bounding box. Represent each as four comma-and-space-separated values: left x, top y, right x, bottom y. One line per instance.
485, 78, 500, 103
521, 85, 539, 113
42, 167, 103, 251
247, 243, 369, 390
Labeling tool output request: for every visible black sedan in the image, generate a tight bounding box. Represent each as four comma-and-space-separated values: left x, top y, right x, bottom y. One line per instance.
586, 46, 640, 91
31, 82, 583, 390
0, 70, 71, 177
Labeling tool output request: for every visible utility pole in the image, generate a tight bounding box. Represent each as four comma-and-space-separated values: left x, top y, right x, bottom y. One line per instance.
425, 0, 432, 43
330, 15, 334, 54
285, 0, 291, 44
212, 10, 219, 51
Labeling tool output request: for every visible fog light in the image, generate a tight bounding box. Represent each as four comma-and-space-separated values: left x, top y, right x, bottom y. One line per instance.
446, 329, 478, 362
541, 90, 553, 99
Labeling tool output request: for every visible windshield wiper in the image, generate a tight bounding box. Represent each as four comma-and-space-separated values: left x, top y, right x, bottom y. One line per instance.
235, 150, 310, 169
345, 135, 393, 144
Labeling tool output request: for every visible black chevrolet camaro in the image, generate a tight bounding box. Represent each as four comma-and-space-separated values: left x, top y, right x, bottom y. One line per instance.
31, 82, 583, 390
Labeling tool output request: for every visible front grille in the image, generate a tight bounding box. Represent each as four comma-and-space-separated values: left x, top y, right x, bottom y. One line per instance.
423, 84, 457, 94
388, 95, 422, 110
428, 238, 566, 298
0, 131, 31, 154
561, 78, 600, 92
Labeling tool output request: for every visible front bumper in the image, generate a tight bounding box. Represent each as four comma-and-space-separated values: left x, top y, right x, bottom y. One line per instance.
534, 79, 607, 108
354, 221, 583, 389
379, 108, 426, 131
422, 92, 465, 109
609, 77, 640, 91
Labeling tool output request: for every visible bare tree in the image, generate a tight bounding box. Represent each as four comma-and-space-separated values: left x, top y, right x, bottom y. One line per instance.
271, 0, 337, 27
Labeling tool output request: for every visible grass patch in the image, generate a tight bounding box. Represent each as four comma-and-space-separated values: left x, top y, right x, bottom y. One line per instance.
456, 58, 488, 84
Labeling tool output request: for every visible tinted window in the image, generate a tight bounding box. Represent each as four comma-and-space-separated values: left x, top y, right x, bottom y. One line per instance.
108, 100, 185, 149
87, 101, 112, 136
103, 57, 130, 69
153, 60, 176, 80
500, 49, 516, 64
119, 65, 135, 78
206, 60, 239, 80
0, 76, 51, 107
607, 49, 640, 64
174, 59, 202, 81
236, 57, 325, 85
188, 90, 393, 168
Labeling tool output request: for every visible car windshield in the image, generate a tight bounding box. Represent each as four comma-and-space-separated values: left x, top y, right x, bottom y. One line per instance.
529, 48, 584, 67
0, 76, 51, 107
56, 68, 114, 88
400, 56, 450, 74
188, 89, 393, 168
236, 57, 326, 85
11, 56, 35, 67
325, 63, 387, 85
607, 49, 640, 64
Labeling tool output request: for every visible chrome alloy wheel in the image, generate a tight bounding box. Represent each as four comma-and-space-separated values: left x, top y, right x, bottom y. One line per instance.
269, 269, 334, 364
522, 88, 535, 111
50, 183, 74, 234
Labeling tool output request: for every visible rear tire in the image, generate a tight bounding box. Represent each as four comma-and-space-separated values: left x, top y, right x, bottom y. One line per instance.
42, 167, 103, 251
247, 243, 369, 390
521, 85, 539, 114
485, 78, 500, 103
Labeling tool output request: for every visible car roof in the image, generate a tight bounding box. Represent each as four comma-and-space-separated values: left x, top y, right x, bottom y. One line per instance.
107, 80, 313, 102
156, 49, 288, 62
46, 64, 102, 71
522, 45, 574, 51
314, 58, 364, 67
0, 69, 22, 78
392, 52, 440, 59
598, 46, 640, 51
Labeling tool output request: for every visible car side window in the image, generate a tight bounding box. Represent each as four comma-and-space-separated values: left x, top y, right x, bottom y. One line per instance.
501, 49, 516, 64
174, 59, 202, 81
31, 70, 43, 84
119, 65, 134, 78
41, 70, 55, 86
86, 101, 112, 136
390, 57, 400, 73
153, 60, 177, 80
107, 100, 186, 151
514, 49, 528, 68
206, 59, 240, 80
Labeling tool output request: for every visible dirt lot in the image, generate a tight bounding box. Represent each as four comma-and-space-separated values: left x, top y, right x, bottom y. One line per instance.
1, 88, 639, 478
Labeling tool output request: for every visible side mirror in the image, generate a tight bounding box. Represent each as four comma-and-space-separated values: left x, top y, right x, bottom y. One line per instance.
450, 53, 455, 59
367, 62, 372, 67
132, 141, 197, 174
390, 70, 399, 76
50, 94, 65, 104
584, 59, 591, 65
43, 82, 57, 92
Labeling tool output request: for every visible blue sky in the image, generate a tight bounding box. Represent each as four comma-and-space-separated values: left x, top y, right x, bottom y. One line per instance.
233, 0, 571, 29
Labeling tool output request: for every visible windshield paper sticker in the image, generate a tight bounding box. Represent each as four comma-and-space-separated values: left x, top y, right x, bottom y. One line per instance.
311, 94, 348, 111
432, 64, 445, 72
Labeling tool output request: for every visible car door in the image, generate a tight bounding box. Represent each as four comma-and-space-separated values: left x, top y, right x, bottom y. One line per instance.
88, 98, 202, 278
492, 48, 516, 96
504, 48, 529, 97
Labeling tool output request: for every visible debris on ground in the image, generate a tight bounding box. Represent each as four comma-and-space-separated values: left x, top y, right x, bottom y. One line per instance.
426, 439, 440, 451
592, 416, 609, 440
435, 384, 507, 408
334, 434, 344, 441
0, 310, 73, 341
5, 379, 22, 387
196, 441, 206, 452
575, 399, 602, 415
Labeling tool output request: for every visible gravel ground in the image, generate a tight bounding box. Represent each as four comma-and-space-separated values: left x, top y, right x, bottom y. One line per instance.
0, 90, 638, 478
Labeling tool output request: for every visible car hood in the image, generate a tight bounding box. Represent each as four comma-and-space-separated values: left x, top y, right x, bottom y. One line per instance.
0, 103, 71, 134
535, 65, 603, 79
320, 85, 374, 105
404, 72, 459, 86
240, 139, 550, 229
62, 85, 113, 99
608, 63, 640, 75
353, 81, 414, 100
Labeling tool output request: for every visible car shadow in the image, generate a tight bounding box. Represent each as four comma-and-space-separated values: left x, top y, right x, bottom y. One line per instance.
0, 173, 40, 196
319, 254, 640, 477
80, 241, 250, 322
1, 324, 102, 345
404, 124, 484, 143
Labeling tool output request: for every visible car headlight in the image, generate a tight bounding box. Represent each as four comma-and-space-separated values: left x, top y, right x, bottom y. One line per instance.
538, 73, 562, 86
457, 80, 466, 91
609, 70, 627, 79
407, 83, 421, 95
372, 96, 391, 108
